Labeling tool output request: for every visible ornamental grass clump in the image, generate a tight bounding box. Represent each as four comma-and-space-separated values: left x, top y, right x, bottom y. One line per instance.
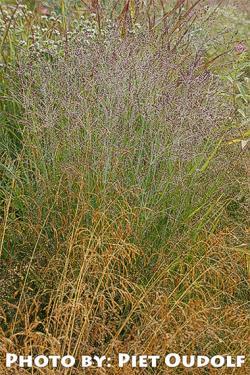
16, 32, 232, 165
0, 5, 249, 375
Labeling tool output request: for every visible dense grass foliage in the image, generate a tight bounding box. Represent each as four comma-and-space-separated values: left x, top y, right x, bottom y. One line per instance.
0, 1, 249, 374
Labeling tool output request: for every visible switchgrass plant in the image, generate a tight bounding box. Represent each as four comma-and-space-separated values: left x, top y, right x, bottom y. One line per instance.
0, 1, 249, 374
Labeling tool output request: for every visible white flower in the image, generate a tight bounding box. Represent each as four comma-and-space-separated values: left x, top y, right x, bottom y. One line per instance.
19, 40, 27, 46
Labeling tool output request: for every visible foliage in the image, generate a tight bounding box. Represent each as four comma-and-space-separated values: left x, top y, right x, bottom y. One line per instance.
0, 1, 249, 374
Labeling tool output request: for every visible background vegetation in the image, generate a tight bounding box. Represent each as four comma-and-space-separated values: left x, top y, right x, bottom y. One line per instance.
0, 1, 249, 374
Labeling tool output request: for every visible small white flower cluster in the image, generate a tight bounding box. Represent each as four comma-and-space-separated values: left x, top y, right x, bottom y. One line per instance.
0, 5, 103, 60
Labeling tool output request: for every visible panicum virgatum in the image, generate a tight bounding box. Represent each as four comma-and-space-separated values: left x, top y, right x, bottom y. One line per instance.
1, 14, 248, 374
15, 31, 232, 184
